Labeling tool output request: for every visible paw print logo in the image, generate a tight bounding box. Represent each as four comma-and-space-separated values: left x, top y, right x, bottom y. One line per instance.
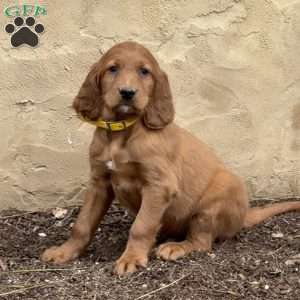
5, 16, 44, 48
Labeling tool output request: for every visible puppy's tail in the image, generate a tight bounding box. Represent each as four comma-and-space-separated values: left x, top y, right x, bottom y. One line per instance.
243, 201, 300, 228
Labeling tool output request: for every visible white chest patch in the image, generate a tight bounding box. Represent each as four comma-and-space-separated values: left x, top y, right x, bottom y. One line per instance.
106, 160, 114, 170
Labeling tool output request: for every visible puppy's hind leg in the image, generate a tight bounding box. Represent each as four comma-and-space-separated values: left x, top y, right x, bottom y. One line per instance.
156, 211, 214, 260
156, 171, 247, 261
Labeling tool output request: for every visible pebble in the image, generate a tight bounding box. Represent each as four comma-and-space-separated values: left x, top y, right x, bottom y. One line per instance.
52, 207, 68, 219
272, 232, 284, 238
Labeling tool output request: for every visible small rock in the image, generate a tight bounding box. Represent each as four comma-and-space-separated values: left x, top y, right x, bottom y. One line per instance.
272, 232, 284, 238
52, 207, 68, 219
264, 284, 270, 290
38, 232, 47, 237
207, 253, 216, 259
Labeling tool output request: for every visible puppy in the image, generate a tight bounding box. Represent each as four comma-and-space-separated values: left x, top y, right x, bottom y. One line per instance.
42, 41, 300, 275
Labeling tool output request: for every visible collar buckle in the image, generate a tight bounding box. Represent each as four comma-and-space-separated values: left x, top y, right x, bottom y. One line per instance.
106, 122, 113, 131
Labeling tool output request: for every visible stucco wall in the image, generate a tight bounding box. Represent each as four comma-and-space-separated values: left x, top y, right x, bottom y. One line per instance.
0, 0, 299, 210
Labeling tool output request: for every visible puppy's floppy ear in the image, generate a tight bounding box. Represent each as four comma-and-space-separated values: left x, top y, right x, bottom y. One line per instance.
143, 70, 175, 129
72, 63, 103, 121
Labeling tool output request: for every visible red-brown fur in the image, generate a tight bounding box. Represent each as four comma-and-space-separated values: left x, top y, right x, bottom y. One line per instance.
41, 42, 300, 275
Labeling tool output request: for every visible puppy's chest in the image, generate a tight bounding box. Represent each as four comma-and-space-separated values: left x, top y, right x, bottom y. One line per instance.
110, 161, 143, 214
102, 143, 137, 177
102, 144, 143, 214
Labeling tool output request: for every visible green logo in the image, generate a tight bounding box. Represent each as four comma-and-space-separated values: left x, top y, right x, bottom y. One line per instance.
4, 4, 47, 17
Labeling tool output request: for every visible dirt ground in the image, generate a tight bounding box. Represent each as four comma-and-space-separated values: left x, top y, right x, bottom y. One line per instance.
0, 200, 299, 300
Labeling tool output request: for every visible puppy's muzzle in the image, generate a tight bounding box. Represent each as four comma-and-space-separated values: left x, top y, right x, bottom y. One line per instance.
119, 87, 137, 103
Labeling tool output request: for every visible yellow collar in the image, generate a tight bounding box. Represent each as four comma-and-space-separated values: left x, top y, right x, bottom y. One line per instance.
78, 115, 137, 131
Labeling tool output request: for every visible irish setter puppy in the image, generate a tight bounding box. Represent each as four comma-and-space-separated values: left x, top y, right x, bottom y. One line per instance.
41, 41, 300, 275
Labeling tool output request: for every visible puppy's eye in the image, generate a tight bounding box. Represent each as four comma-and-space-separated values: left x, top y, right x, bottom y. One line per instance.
139, 67, 150, 76
108, 65, 118, 74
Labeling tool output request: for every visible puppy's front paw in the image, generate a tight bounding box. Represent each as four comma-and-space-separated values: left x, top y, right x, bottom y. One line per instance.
156, 242, 187, 261
114, 252, 148, 275
41, 245, 79, 264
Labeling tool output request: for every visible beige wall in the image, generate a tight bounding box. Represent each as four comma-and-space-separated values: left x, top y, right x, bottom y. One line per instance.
0, 0, 299, 210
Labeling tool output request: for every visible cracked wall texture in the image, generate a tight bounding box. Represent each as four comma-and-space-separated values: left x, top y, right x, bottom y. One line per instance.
0, 0, 300, 210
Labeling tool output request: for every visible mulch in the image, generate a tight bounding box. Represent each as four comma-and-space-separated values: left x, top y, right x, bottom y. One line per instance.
0, 200, 299, 300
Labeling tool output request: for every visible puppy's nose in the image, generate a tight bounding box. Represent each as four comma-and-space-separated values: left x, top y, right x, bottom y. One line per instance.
119, 88, 136, 101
